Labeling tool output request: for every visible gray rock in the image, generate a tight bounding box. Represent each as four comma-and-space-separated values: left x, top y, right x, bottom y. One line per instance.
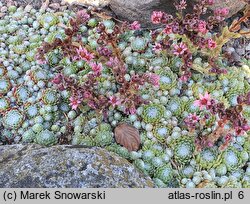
0, 144, 154, 188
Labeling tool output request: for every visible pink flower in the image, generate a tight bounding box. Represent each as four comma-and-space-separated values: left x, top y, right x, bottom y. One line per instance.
52, 74, 63, 84
197, 20, 207, 34
194, 92, 212, 110
235, 126, 245, 136
37, 59, 47, 65
175, 0, 187, 10
184, 113, 200, 129
173, 42, 188, 56
87, 100, 97, 109
70, 96, 82, 110
76, 46, 94, 62
207, 0, 214, 5
207, 141, 213, 147
190, 113, 200, 122
151, 11, 164, 24
207, 38, 217, 49
35, 54, 47, 64
153, 43, 163, 53
129, 107, 137, 115
130, 21, 141, 30
83, 91, 91, 99
225, 133, 232, 142
145, 73, 160, 87
214, 8, 229, 17
236, 124, 250, 135
97, 46, 112, 57
179, 75, 189, 82
77, 10, 90, 21
89, 62, 102, 75
163, 24, 172, 34
109, 96, 121, 107
106, 57, 120, 67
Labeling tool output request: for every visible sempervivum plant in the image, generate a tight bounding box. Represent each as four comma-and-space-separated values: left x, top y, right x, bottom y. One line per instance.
142, 103, 165, 124
2, 109, 24, 129
0, 78, 11, 95
35, 130, 57, 146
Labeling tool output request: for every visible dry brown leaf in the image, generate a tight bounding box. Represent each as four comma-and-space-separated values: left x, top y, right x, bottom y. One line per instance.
114, 123, 140, 152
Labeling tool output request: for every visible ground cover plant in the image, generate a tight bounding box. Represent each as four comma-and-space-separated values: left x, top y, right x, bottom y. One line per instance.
0, 0, 250, 188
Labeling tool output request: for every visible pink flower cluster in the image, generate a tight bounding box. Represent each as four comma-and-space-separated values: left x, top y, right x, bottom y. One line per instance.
193, 91, 250, 136
184, 113, 200, 129
175, 0, 187, 10
145, 73, 160, 87
207, 0, 214, 5
109, 95, 121, 107
214, 8, 229, 17
173, 42, 188, 56
76, 10, 90, 22
129, 21, 141, 30
69, 96, 82, 110
89, 62, 103, 76
151, 11, 164, 24
194, 92, 212, 110
197, 20, 208, 34
75, 46, 94, 62
207, 38, 217, 49
153, 43, 163, 53
163, 24, 172, 34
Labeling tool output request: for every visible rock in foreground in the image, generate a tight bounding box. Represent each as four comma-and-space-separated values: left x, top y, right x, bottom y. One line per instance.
0, 144, 154, 188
